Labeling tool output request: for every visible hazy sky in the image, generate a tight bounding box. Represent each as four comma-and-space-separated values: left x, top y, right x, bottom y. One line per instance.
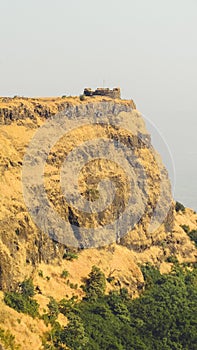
0, 0, 196, 210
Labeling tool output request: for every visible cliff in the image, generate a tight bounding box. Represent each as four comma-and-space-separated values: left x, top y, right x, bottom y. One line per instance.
0, 95, 196, 349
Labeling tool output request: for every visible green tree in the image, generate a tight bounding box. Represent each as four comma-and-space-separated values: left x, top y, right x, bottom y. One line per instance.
47, 297, 59, 324
82, 266, 106, 300
108, 291, 130, 322
61, 313, 88, 350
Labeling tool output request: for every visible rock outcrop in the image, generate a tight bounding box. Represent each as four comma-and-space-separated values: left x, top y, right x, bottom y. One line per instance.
0, 95, 196, 294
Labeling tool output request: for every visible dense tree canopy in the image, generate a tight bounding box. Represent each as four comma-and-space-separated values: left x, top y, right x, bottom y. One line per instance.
42, 264, 197, 350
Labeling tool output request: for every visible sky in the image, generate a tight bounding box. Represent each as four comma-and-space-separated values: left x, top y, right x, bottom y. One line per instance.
0, 0, 196, 210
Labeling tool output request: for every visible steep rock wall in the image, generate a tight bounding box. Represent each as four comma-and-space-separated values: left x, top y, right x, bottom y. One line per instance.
0, 96, 196, 291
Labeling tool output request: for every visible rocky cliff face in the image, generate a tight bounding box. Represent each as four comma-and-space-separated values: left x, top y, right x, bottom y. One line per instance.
0, 95, 196, 294
0, 95, 196, 349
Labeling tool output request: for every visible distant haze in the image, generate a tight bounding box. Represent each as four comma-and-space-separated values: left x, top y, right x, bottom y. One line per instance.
0, 0, 196, 210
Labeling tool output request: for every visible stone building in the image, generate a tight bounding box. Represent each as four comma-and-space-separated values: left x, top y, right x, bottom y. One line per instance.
84, 87, 121, 99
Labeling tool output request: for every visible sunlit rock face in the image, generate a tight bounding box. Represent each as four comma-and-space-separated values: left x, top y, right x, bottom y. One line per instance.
0, 96, 196, 291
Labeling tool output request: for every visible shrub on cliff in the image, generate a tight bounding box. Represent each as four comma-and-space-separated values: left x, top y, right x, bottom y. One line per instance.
63, 251, 78, 260
175, 201, 185, 212
0, 328, 19, 350
188, 230, 197, 247
20, 278, 35, 297
4, 292, 39, 318
4, 279, 39, 318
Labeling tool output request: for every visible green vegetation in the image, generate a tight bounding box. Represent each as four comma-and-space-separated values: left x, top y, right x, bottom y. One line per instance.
180, 225, 197, 247
15, 228, 20, 236
43, 264, 197, 350
42, 297, 60, 326
4, 279, 39, 318
61, 270, 69, 279
63, 251, 78, 261
81, 265, 106, 301
38, 270, 44, 277
3, 266, 197, 350
69, 283, 78, 290
0, 328, 19, 350
188, 230, 197, 247
181, 224, 190, 233
175, 201, 185, 212
166, 255, 178, 264
20, 278, 35, 297
60, 312, 88, 350
58, 296, 78, 315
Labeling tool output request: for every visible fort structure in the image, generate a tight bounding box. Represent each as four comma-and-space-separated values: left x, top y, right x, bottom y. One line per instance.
84, 87, 121, 99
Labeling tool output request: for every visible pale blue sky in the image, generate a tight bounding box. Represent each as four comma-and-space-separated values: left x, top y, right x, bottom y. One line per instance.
0, 0, 196, 209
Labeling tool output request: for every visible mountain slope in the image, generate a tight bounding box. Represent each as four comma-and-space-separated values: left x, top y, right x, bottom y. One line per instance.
0, 95, 196, 349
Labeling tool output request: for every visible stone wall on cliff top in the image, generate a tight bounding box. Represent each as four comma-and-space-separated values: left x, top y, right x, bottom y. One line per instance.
84, 87, 121, 99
